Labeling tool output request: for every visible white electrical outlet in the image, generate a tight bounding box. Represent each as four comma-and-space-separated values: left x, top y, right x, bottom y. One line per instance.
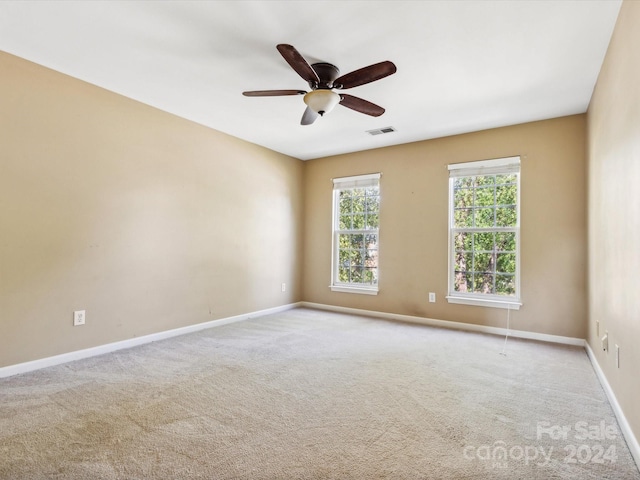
615, 344, 620, 368
281, 283, 286, 292
428, 292, 436, 303
73, 310, 86, 326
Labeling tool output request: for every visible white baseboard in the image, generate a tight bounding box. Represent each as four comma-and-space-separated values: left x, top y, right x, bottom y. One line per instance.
300, 302, 585, 346
585, 342, 640, 469
0, 302, 302, 379
2, 301, 581, 380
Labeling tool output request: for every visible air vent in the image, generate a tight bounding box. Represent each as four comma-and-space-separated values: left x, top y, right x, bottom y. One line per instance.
366, 126, 396, 136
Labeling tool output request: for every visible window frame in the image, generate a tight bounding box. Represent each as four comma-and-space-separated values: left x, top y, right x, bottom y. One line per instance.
330, 173, 381, 295
446, 157, 522, 310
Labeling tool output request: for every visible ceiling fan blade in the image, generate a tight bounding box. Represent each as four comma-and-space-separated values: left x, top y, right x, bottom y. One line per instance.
276, 44, 320, 86
301, 107, 319, 125
243, 90, 306, 97
339, 94, 385, 117
333, 61, 397, 90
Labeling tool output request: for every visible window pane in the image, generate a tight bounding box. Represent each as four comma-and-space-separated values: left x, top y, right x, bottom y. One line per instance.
496, 253, 516, 274
365, 195, 379, 212
350, 267, 363, 283
496, 275, 515, 295
363, 268, 377, 285
496, 184, 516, 206
496, 232, 516, 252
350, 234, 364, 249
454, 208, 473, 227
496, 206, 517, 227
474, 252, 493, 273
454, 188, 473, 208
454, 231, 472, 251
339, 193, 352, 214
496, 174, 516, 185
333, 178, 379, 289
475, 175, 495, 187
454, 271, 472, 292
455, 252, 473, 272
365, 250, 378, 269
352, 194, 365, 214
475, 186, 495, 207
475, 208, 495, 228
364, 233, 377, 247
473, 273, 495, 294
349, 249, 363, 266
352, 213, 365, 229
454, 177, 474, 189
338, 266, 350, 283
449, 166, 518, 299
473, 232, 494, 252
366, 213, 379, 229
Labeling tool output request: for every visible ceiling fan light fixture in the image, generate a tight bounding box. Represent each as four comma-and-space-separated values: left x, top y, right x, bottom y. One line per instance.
243, 44, 396, 125
303, 89, 340, 116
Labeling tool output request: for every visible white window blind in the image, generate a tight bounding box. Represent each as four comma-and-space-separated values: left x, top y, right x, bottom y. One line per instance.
448, 156, 520, 177
333, 173, 381, 190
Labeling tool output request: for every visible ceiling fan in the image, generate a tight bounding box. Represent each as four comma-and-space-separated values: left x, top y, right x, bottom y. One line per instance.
242, 44, 397, 125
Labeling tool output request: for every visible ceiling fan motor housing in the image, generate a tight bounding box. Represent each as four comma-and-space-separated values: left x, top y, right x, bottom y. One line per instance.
310, 62, 340, 89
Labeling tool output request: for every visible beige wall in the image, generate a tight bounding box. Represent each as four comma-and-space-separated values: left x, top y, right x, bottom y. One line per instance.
587, 0, 640, 448
303, 115, 587, 338
0, 50, 589, 368
0, 52, 304, 367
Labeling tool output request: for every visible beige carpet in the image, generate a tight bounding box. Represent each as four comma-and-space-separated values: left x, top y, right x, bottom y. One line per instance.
1, 308, 638, 479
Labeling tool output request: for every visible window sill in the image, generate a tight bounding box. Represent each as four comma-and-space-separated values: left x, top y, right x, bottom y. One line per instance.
446, 295, 521, 310
330, 285, 379, 296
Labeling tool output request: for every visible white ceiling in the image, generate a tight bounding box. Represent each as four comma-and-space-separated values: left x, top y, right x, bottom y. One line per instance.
0, 1, 621, 160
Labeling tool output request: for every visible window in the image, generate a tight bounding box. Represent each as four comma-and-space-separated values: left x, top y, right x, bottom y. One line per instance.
447, 157, 521, 309
331, 173, 380, 295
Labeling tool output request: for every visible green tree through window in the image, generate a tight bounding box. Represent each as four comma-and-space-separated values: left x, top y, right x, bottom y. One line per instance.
448, 158, 520, 305
332, 174, 380, 294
